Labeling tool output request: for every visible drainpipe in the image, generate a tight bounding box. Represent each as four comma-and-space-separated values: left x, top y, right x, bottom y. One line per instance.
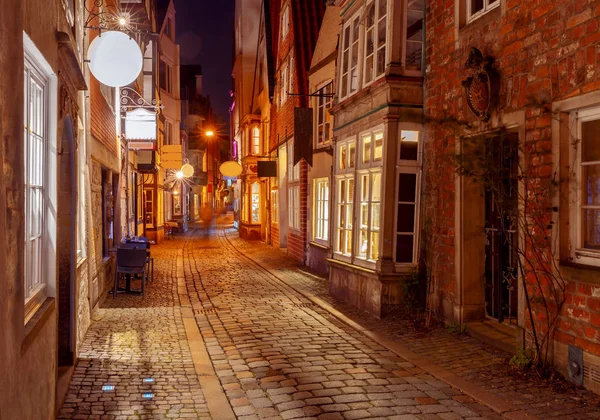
69, 119, 77, 362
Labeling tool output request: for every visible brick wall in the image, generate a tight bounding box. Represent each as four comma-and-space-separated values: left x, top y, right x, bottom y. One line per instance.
426, 0, 600, 357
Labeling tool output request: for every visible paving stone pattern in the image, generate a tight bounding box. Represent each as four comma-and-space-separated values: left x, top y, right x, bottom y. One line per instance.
224, 229, 600, 419
183, 229, 499, 419
59, 240, 210, 420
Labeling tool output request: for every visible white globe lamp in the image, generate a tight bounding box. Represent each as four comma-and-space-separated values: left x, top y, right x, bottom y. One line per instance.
87, 31, 143, 88
181, 163, 194, 178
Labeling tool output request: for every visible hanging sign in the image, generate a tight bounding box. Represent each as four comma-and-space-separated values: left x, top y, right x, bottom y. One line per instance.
219, 161, 243, 177
87, 31, 143, 88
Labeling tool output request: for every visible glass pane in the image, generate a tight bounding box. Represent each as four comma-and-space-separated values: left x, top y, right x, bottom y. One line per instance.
366, 2, 375, 27
346, 205, 353, 229
583, 165, 600, 206
583, 209, 600, 250
343, 26, 350, 49
365, 54, 374, 84
340, 180, 346, 204
361, 203, 369, 228
346, 230, 353, 254
339, 204, 345, 228
349, 143, 356, 168
378, 0, 387, 18
340, 145, 347, 170
398, 173, 417, 202
363, 137, 372, 163
582, 119, 600, 162
400, 130, 419, 161
374, 133, 383, 161
372, 172, 382, 201
360, 230, 368, 257
348, 178, 355, 202
377, 47, 386, 76
396, 234, 414, 263
361, 174, 369, 201
370, 232, 379, 260
371, 203, 381, 229
397, 203, 415, 233
471, 0, 484, 14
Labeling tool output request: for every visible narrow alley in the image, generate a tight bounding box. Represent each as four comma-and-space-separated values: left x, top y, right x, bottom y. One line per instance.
57, 228, 600, 420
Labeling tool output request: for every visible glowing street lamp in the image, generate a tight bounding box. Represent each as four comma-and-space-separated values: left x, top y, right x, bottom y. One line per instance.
205, 130, 215, 137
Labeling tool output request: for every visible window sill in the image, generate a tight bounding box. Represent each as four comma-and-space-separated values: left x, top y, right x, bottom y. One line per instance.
309, 241, 330, 250
560, 260, 600, 285
458, 5, 500, 38
22, 297, 55, 355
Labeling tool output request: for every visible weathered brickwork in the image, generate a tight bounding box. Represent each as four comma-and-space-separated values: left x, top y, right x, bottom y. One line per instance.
425, 0, 600, 376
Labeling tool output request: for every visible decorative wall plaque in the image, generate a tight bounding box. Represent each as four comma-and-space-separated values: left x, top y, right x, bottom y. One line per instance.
462, 47, 494, 121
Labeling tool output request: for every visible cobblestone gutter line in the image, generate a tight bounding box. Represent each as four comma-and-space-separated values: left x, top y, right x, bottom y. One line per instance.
222, 228, 600, 420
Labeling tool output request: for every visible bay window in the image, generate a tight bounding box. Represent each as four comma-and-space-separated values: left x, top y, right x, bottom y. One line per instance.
358, 171, 381, 260
395, 129, 421, 264
251, 183, 260, 223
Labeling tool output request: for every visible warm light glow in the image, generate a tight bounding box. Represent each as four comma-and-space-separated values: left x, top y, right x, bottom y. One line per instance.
181, 163, 194, 178
205, 130, 215, 137
119, 17, 127, 26
173, 190, 179, 195
176, 171, 184, 179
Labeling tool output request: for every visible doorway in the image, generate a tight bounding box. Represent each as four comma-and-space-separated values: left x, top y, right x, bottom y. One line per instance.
483, 133, 518, 324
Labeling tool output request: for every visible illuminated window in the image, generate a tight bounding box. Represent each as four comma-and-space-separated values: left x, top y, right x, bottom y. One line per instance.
251, 183, 260, 223
251, 126, 260, 155
358, 171, 381, 261
271, 188, 279, 224
405, 0, 424, 71
314, 178, 329, 242
335, 177, 354, 256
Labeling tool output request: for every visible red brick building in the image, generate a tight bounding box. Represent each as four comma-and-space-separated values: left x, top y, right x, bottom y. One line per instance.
425, 0, 600, 391
268, 0, 325, 262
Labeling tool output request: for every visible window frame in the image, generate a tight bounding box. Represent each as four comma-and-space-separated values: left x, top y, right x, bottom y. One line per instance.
394, 126, 423, 267
281, 5, 290, 41
314, 81, 334, 148
251, 126, 261, 156
571, 107, 600, 267
339, 10, 362, 101
363, 0, 389, 87
23, 32, 58, 324
334, 175, 355, 259
404, 0, 424, 74
356, 170, 382, 263
467, 0, 499, 23
313, 178, 330, 244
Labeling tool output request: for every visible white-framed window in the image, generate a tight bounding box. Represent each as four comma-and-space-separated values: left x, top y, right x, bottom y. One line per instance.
77, 123, 87, 262
340, 11, 361, 100
572, 108, 600, 267
315, 81, 333, 146
395, 129, 421, 264
363, 0, 388, 86
164, 120, 173, 145
251, 182, 260, 223
361, 131, 384, 166
405, 0, 424, 71
24, 32, 57, 323
280, 65, 289, 107
289, 185, 300, 230
251, 126, 260, 155
288, 141, 300, 182
468, 0, 499, 22
271, 188, 279, 224
281, 5, 290, 40
357, 171, 381, 261
335, 176, 354, 256
314, 178, 329, 242
338, 138, 356, 172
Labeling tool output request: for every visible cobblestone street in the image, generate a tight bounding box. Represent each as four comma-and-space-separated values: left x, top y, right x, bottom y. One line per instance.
58, 228, 600, 419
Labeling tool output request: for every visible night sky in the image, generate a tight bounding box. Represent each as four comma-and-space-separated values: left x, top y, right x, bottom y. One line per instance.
174, 0, 235, 131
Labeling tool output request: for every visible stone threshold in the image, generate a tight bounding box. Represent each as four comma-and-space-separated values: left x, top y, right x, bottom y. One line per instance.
466, 319, 518, 355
